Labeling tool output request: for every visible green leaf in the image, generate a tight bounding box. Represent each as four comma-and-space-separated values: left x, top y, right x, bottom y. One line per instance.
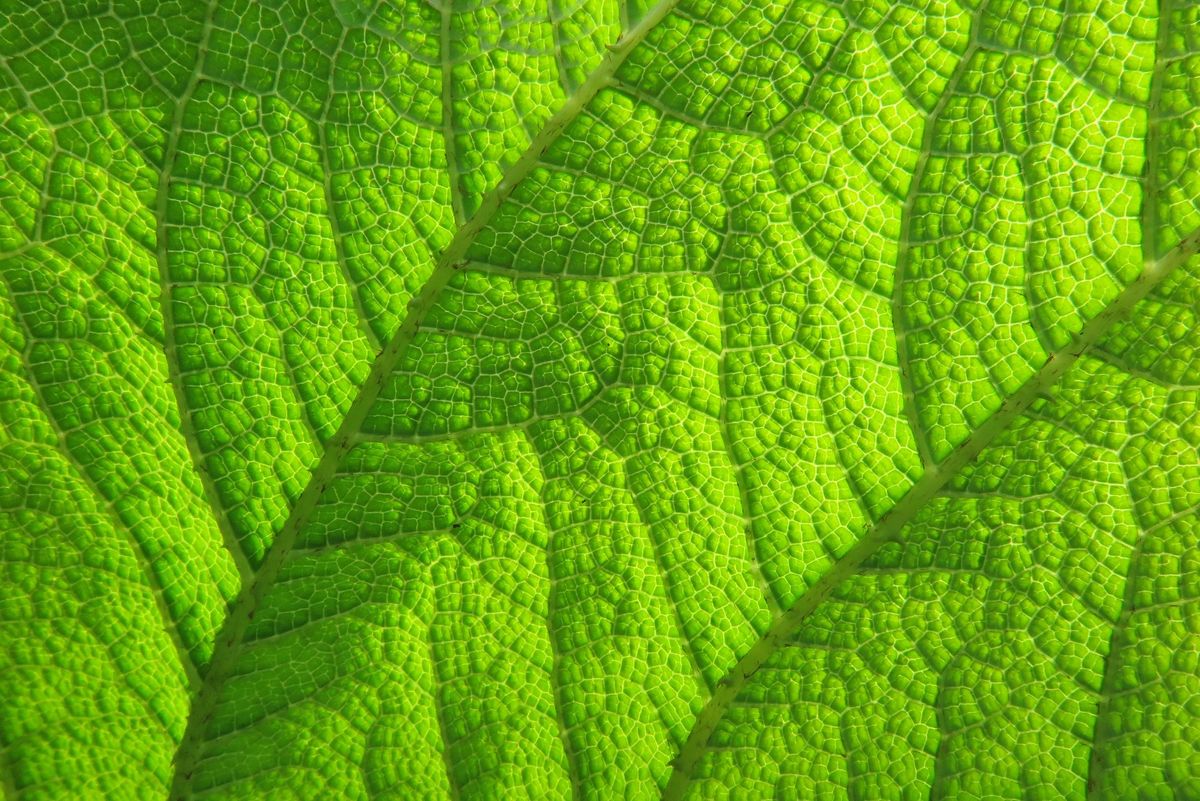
1, 0, 1198, 799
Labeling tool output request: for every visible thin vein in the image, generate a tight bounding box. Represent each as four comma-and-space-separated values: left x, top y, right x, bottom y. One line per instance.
816, 378, 878, 526
0, 58, 32, 110
354, 375, 612, 445
892, 0, 993, 474
429, 636, 465, 801
1086, 464, 1156, 797
155, 1, 255, 588
1089, 346, 1200, 390
1087, 8, 1175, 780
0, 273, 201, 698
441, 0, 468, 227
1141, 0, 1169, 266
31, 146, 56, 245
525, 428, 586, 798
319, 29, 384, 353
0, 742, 19, 801
266, 339, 329, 449
549, 0, 579, 95
168, 3, 684, 795
609, 77, 758, 136
660, 221, 1200, 801
588, 415, 714, 692
1020, 160, 1059, 355
713, 220, 784, 616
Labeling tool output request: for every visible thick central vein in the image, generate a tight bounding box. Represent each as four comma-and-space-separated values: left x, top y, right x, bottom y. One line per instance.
166, 1, 681, 795
660, 222, 1200, 800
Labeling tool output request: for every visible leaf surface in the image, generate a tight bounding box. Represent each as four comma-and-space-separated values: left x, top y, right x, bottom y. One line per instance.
1, 0, 1199, 799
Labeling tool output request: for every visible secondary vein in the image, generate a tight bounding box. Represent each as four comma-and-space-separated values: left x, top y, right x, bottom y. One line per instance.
155, 0, 255, 588
891, 0, 993, 473
1086, 3, 1175, 795
167, 1, 682, 794
660, 222, 1200, 801
0, 268, 202, 700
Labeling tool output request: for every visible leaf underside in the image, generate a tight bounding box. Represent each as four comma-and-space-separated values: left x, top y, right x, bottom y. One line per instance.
1, 0, 1199, 800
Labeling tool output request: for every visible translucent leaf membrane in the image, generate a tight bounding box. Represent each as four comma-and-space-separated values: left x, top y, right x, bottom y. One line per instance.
174, 0, 1199, 799
0, 0, 625, 796
162, 0, 623, 564
0, 0, 1198, 798
684, 257, 1200, 800
1, 5, 235, 796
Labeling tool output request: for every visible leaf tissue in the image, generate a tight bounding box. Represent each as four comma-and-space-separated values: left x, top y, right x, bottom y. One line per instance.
1, 0, 1199, 799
